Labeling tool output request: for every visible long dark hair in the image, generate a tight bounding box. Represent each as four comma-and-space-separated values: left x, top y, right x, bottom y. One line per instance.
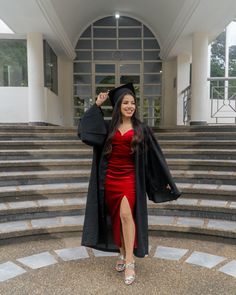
104, 91, 143, 156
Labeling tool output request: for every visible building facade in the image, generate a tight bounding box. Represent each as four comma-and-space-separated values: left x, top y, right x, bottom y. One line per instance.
0, 0, 236, 127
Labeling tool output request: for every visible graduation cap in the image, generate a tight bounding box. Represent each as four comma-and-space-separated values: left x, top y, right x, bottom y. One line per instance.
108, 83, 135, 107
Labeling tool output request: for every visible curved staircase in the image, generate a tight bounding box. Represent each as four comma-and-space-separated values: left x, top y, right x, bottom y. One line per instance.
0, 124, 235, 240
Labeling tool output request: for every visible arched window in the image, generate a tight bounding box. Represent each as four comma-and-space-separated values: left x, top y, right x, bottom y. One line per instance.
73, 16, 162, 126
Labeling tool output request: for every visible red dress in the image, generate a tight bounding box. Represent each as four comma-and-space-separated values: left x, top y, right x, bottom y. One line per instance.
104, 128, 138, 249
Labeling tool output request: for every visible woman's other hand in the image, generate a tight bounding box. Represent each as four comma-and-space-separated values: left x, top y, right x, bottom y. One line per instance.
96, 92, 109, 107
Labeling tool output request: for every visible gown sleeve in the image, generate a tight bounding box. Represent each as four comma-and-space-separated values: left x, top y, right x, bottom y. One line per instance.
144, 125, 182, 203
77, 103, 108, 146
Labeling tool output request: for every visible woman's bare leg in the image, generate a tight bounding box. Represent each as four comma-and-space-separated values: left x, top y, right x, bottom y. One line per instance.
120, 196, 135, 277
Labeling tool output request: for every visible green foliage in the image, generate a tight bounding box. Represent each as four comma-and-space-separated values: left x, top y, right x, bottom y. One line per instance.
0, 40, 28, 86
210, 31, 225, 77
0, 40, 27, 67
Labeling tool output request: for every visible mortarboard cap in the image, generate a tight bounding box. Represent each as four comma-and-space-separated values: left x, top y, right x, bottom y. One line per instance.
108, 83, 135, 107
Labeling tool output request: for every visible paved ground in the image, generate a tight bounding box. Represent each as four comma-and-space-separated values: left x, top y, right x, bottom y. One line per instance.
0, 232, 235, 295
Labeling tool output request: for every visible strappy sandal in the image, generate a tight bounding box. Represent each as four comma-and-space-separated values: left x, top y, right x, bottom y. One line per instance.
124, 261, 135, 285
115, 254, 126, 272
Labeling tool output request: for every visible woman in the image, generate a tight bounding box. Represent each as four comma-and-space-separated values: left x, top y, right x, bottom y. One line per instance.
78, 83, 181, 285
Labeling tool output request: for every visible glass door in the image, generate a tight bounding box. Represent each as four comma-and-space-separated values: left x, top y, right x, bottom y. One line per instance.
93, 61, 142, 120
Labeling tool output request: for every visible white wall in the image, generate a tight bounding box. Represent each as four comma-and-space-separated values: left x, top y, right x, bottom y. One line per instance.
0, 86, 67, 125
0, 87, 28, 123
44, 88, 63, 125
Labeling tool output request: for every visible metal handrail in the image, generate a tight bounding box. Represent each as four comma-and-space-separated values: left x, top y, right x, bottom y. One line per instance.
181, 85, 191, 125
208, 77, 236, 124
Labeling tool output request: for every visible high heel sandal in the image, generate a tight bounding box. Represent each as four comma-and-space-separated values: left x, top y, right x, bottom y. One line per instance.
124, 261, 135, 285
115, 254, 126, 272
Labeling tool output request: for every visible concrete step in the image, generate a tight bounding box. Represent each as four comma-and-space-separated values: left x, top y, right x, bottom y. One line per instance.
0, 182, 88, 202
0, 214, 235, 239
163, 148, 236, 160
159, 140, 236, 149
0, 149, 92, 160
155, 125, 236, 133
179, 182, 236, 201
156, 131, 236, 140
172, 170, 236, 185
0, 170, 91, 186
0, 126, 76, 133
0, 168, 235, 187
0, 140, 85, 150
0, 158, 92, 172
0, 158, 235, 173
0, 133, 78, 141
0, 197, 235, 223
168, 158, 236, 172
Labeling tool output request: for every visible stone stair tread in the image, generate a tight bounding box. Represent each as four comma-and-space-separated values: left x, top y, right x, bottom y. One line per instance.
159, 139, 236, 143
163, 148, 236, 153
0, 182, 88, 193
0, 169, 91, 177
0, 158, 235, 165
148, 215, 236, 232
156, 131, 236, 136
0, 140, 80, 143
168, 158, 236, 163
171, 170, 236, 176
0, 148, 90, 153
0, 215, 235, 238
0, 159, 91, 164
0, 197, 235, 214
178, 182, 236, 190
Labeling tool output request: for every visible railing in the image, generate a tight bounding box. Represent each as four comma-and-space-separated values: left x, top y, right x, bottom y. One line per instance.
208, 77, 236, 124
181, 85, 191, 125
181, 78, 236, 125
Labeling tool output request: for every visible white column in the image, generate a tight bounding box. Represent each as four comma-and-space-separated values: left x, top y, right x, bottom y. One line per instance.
27, 32, 45, 124
190, 32, 208, 125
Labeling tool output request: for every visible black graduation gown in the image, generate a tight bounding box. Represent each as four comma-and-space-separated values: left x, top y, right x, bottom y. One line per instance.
77, 103, 182, 258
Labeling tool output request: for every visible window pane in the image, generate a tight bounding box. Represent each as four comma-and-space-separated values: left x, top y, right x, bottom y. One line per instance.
76, 40, 91, 49
44, 40, 58, 94
74, 75, 91, 84
118, 51, 142, 60
120, 64, 140, 74
143, 26, 155, 37
74, 85, 92, 95
94, 51, 115, 60
119, 28, 141, 38
119, 40, 141, 49
0, 40, 28, 86
144, 74, 162, 84
144, 50, 160, 60
96, 75, 115, 84
96, 86, 114, 95
144, 85, 161, 95
119, 17, 141, 26
94, 40, 116, 49
80, 26, 91, 38
96, 64, 115, 73
120, 75, 140, 84
144, 39, 160, 49
74, 96, 85, 107
94, 17, 116, 26
144, 62, 162, 73
94, 28, 116, 38
74, 63, 91, 73
75, 51, 91, 60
